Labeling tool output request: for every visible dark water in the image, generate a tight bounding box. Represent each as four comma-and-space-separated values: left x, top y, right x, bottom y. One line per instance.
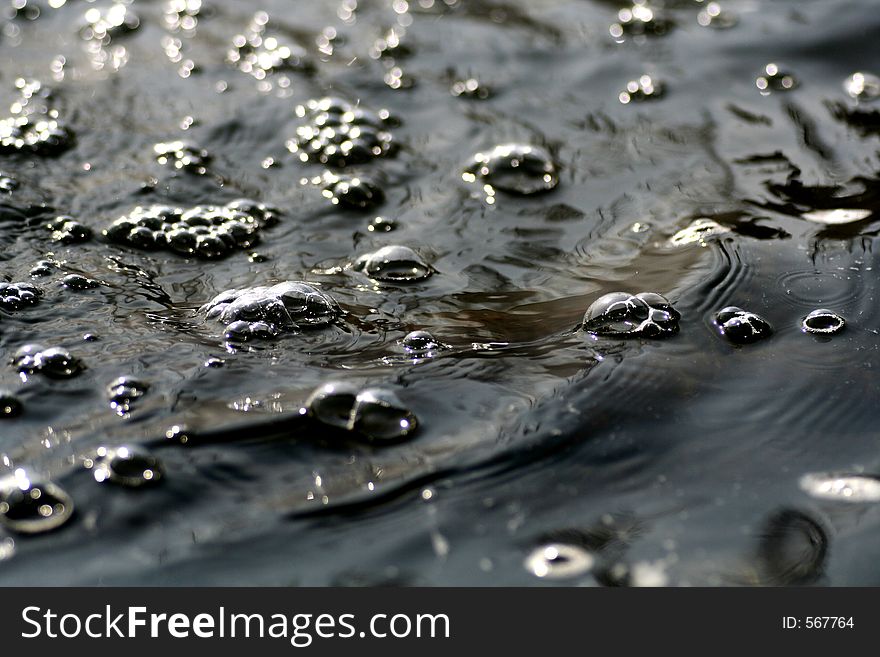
1, 0, 880, 585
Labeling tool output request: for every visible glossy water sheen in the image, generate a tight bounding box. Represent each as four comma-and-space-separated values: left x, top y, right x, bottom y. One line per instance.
1, 0, 880, 586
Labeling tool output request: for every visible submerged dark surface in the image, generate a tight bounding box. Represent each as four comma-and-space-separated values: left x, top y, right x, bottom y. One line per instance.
1, 0, 880, 585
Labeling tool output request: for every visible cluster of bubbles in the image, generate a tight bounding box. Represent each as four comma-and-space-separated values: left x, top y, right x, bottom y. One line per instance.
696, 1, 737, 29
164, 0, 204, 34
609, 3, 672, 41
713, 307, 772, 344
103, 199, 277, 259
12, 344, 84, 378
367, 216, 397, 233
287, 97, 395, 167
462, 143, 559, 203
153, 140, 211, 174
46, 215, 92, 244
79, 3, 140, 42
0, 281, 40, 310
79, 2, 140, 73
0, 79, 72, 155
756, 63, 797, 94
618, 75, 663, 104
353, 245, 433, 283
201, 281, 340, 342
582, 292, 680, 338
304, 382, 418, 443
302, 171, 385, 210
227, 11, 310, 87
0, 172, 17, 192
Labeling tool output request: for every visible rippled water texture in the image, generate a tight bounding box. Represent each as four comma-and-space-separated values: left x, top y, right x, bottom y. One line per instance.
2, 0, 880, 586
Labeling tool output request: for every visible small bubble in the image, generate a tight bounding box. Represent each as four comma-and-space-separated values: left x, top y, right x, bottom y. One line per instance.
354, 245, 432, 282
843, 71, 880, 102
583, 292, 680, 338
305, 383, 419, 442
713, 307, 772, 344
451, 77, 490, 99
802, 309, 845, 335
0, 390, 23, 418
367, 216, 397, 233
61, 274, 100, 290
0, 474, 73, 534
669, 218, 727, 246
618, 74, 663, 104
524, 543, 594, 579
800, 473, 880, 502
107, 376, 149, 415
349, 387, 419, 442
0, 281, 41, 310
89, 445, 163, 488
756, 63, 798, 95
401, 330, 445, 356
0, 172, 18, 192
46, 216, 92, 244
464, 144, 558, 197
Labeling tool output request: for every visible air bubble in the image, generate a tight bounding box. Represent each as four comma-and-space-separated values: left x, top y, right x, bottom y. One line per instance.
12, 344, 84, 378
47, 216, 92, 244
463, 144, 558, 198
154, 140, 211, 174
0, 172, 17, 192
354, 245, 432, 282
802, 309, 845, 335
0, 79, 73, 155
618, 74, 663, 104
107, 376, 148, 415
88, 445, 163, 487
104, 200, 277, 259
609, 3, 672, 41
713, 307, 772, 344
312, 172, 385, 210
0, 390, 23, 418
0, 472, 74, 534
669, 218, 727, 246
350, 388, 418, 442
756, 63, 798, 94
582, 292, 680, 338
367, 216, 397, 233
305, 383, 419, 442
799, 473, 880, 502
843, 72, 880, 102
202, 281, 340, 336
287, 97, 395, 166
0, 281, 40, 310
401, 330, 445, 355
524, 543, 594, 579
61, 274, 100, 290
